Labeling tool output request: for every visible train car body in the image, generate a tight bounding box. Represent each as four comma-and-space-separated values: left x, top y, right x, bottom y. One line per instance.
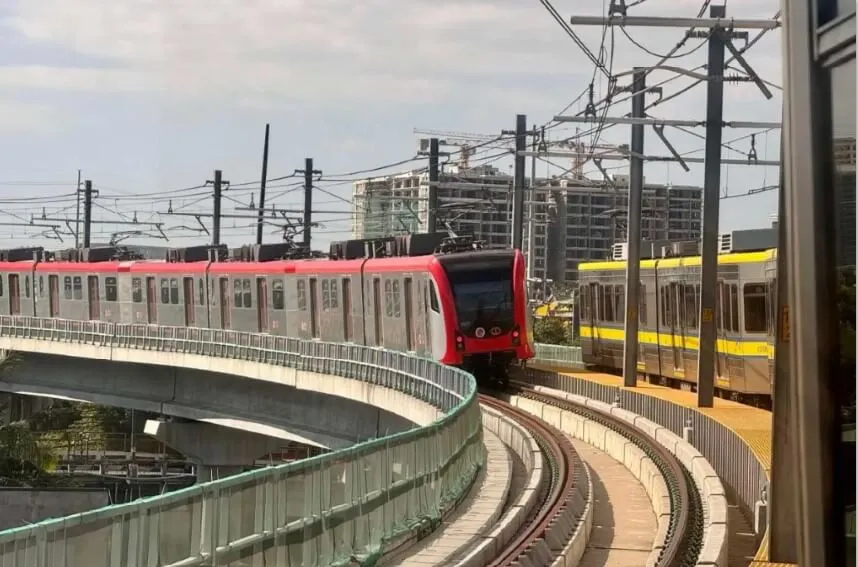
0, 238, 533, 382
578, 245, 777, 403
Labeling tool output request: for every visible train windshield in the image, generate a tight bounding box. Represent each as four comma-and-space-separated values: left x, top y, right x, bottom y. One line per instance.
445, 263, 515, 337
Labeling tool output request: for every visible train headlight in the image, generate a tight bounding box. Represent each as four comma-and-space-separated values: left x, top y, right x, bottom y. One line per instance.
511, 326, 521, 346
455, 333, 465, 351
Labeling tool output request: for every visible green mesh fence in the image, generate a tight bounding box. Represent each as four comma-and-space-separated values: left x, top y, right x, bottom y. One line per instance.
0, 317, 485, 567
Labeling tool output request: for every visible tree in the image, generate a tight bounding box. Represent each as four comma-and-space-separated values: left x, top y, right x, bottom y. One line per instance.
533, 317, 575, 346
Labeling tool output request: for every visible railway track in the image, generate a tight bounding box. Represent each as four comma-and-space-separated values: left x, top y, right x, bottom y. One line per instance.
477, 394, 583, 567
504, 381, 705, 567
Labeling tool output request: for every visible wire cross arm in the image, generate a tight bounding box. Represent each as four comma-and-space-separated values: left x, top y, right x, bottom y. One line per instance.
569, 15, 781, 29
551, 115, 781, 129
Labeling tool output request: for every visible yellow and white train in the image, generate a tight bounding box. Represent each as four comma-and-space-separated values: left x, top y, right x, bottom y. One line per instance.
577, 239, 777, 407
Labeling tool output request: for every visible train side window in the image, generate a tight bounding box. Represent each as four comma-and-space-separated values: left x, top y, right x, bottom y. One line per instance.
242, 278, 252, 308
132, 278, 143, 303
743, 283, 767, 333
24, 276, 30, 298
322, 280, 330, 311
384, 279, 393, 317
297, 280, 307, 311
64, 277, 72, 300
272, 280, 285, 310
170, 278, 180, 305
392, 280, 401, 318
639, 283, 647, 325
160, 279, 169, 304
233, 279, 242, 308
198, 279, 205, 306
429, 281, 440, 313
38, 276, 44, 298
614, 285, 624, 322
330, 279, 338, 309
72, 277, 83, 300
0, 275, 3, 297
105, 277, 118, 302
729, 284, 739, 333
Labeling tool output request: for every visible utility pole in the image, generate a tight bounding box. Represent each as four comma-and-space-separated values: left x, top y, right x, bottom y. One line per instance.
256, 124, 271, 245
427, 138, 439, 233
82, 180, 94, 248
295, 159, 322, 249
526, 124, 538, 284
210, 170, 225, 247
621, 68, 655, 388
696, 4, 729, 408
74, 170, 82, 248
511, 114, 526, 250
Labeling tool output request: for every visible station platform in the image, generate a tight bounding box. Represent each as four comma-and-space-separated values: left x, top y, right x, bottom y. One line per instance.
530, 364, 792, 567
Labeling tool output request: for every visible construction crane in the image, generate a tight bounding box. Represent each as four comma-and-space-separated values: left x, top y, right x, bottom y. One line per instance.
414, 127, 627, 179
413, 128, 514, 170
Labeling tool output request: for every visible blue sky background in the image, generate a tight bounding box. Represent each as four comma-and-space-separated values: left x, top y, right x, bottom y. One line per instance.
0, 0, 783, 251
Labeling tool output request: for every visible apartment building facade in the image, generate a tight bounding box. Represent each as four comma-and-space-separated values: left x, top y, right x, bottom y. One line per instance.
351, 165, 703, 283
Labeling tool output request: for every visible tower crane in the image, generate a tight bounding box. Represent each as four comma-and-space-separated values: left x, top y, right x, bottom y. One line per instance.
413, 128, 514, 170
413, 127, 628, 179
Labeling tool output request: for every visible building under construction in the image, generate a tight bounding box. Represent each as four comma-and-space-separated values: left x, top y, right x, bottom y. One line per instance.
351, 165, 703, 285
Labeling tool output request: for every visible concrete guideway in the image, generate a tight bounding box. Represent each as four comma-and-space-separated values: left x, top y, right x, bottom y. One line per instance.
0, 317, 485, 567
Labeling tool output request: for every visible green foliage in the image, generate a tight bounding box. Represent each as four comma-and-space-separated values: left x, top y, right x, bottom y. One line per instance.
0, 423, 58, 486
533, 317, 577, 346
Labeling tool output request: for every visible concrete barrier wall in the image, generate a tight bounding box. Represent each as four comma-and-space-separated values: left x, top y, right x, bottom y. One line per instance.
522, 385, 728, 567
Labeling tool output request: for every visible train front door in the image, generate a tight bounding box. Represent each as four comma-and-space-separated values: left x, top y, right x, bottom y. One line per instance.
587, 282, 601, 358
8, 274, 19, 315
256, 278, 268, 333
668, 282, 684, 371
146, 277, 157, 323
87, 276, 100, 320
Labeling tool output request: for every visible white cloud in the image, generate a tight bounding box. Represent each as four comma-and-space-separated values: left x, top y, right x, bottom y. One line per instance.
0, 98, 64, 133
2, 0, 781, 106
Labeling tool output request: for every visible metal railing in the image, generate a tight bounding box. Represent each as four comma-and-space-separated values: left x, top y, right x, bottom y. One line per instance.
0, 316, 485, 567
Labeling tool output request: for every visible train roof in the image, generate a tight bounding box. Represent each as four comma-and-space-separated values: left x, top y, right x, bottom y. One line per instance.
578, 248, 777, 272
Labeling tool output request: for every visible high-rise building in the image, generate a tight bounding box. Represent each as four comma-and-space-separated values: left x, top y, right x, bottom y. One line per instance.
351, 166, 703, 284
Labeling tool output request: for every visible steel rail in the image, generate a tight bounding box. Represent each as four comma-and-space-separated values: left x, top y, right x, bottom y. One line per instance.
508, 383, 704, 567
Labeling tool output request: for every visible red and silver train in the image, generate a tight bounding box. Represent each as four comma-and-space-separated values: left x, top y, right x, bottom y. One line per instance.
0, 234, 534, 382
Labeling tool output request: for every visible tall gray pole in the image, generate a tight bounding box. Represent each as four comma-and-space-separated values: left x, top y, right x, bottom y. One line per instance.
696, 4, 727, 408
74, 169, 81, 248
512, 114, 527, 250
769, 130, 797, 561
622, 68, 647, 388
82, 180, 93, 249
212, 170, 222, 247
526, 124, 537, 282
427, 138, 439, 233
256, 124, 270, 245
302, 158, 313, 248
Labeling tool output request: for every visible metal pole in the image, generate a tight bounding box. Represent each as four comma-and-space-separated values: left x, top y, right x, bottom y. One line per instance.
303, 158, 313, 248
212, 170, 222, 247
622, 68, 647, 388
696, 5, 727, 408
83, 180, 93, 249
769, 128, 797, 561
567, 15, 781, 29
512, 114, 526, 250
256, 124, 270, 245
74, 169, 81, 248
427, 138, 439, 233
781, 0, 844, 560
551, 116, 780, 129
526, 124, 537, 283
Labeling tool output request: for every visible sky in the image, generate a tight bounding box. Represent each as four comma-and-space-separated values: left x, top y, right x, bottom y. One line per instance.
0, 0, 784, 252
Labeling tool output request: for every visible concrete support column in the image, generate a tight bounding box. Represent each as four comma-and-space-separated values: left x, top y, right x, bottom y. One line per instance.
144, 419, 289, 483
